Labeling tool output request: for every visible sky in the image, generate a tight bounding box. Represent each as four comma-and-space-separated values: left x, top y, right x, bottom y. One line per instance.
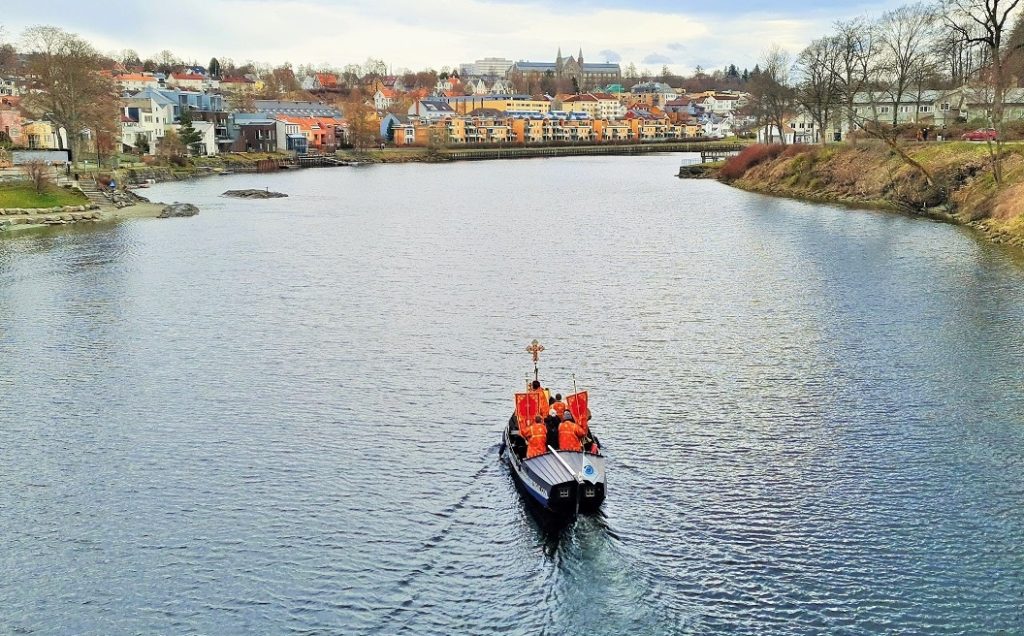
2, 0, 908, 75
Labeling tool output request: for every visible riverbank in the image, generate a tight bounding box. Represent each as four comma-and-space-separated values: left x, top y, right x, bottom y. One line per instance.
715, 142, 1024, 248
339, 140, 749, 164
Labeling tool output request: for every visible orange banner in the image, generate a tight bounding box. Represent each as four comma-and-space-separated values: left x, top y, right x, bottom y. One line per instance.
515, 393, 542, 434
565, 391, 589, 426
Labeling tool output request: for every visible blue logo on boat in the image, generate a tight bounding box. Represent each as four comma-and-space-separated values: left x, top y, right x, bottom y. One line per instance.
583, 464, 595, 477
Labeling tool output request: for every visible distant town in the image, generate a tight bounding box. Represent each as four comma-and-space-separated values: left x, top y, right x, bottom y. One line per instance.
1, 2, 1023, 170
0, 38, 759, 165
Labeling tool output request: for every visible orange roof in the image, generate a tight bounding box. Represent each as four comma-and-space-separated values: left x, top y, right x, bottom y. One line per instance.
171, 72, 205, 81
115, 73, 157, 83
315, 73, 338, 88
378, 88, 398, 98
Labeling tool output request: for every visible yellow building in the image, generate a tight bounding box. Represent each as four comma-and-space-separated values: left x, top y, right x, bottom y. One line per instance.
444, 95, 550, 115
22, 120, 61, 149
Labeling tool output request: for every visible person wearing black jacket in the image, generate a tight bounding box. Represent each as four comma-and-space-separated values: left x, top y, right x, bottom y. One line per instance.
544, 409, 561, 450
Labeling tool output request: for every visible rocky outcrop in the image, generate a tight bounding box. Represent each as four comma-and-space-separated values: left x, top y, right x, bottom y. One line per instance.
222, 189, 288, 199
158, 203, 199, 218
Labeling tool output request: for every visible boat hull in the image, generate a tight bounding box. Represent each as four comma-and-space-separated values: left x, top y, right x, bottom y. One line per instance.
503, 416, 606, 515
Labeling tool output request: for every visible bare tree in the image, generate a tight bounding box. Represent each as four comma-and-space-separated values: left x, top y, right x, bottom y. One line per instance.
22, 159, 52, 194
943, 0, 1024, 184
833, 17, 877, 143
876, 4, 940, 127
750, 45, 797, 145
20, 26, 117, 168
795, 36, 843, 144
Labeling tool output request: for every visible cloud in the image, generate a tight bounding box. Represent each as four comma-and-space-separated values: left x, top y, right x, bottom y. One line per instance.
642, 53, 673, 65
0, 0, 900, 74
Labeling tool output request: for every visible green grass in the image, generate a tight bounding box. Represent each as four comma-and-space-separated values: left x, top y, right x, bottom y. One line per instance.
0, 183, 89, 209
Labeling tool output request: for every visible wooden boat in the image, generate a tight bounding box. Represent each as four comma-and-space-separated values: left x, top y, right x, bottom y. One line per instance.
502, 340, 607, 516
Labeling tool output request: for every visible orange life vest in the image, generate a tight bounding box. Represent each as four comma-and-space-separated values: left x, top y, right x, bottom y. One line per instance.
558, 421, 584, 452
526, 423, 548, 458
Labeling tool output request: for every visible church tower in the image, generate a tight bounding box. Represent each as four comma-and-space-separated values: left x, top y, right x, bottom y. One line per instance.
556, 47, 564, 75
578, 48, 584, 66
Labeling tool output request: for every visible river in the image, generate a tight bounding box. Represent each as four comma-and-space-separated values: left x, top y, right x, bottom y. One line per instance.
1, 154, 1023, 635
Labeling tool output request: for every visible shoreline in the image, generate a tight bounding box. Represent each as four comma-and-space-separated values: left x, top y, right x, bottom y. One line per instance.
714, 143, 1024, 250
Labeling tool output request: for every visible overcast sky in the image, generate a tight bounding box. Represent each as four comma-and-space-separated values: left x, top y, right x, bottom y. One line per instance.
2, 0, 907, 74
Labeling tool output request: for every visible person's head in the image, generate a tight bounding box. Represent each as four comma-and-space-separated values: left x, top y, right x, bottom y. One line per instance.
549, 396, 555, 405
563, 411, 574, 422
534, 415, 542, 424
555, 393, 562, 401
532, 380, 541, 390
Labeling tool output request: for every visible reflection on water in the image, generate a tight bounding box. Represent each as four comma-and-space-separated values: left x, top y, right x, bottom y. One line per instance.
2, 154, 1024, 635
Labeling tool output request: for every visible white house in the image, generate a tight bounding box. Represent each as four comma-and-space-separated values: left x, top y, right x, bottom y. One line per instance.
120, 96, 173, 154
374, 88, 398, 111
409, 99, 456, 121
757, 123, 797, 145
166, 72, 206, 90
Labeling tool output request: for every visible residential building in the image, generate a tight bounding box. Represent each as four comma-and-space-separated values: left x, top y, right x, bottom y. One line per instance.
220, 76, 258, 93
301, 73, 340, 92
231, 119, 280, 152
167, 72, 206, 91
111, 72, 161, 92
630, 82, 678, 108
120, 95, 173, 154
409, 99, 457, 121
0, 77, 19, 97
0, 107, 25, 146
23, 121, 63, 150
442, 94, 550, 115
253, 100, 343, 119
374, 88, 398, 111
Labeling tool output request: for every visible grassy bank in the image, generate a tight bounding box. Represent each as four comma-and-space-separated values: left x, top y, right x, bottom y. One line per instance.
0, 183, 89, 209
719, 141, 1024, 247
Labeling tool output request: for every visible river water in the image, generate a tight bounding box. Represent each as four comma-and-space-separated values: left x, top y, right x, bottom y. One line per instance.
1, 154, 1023, 635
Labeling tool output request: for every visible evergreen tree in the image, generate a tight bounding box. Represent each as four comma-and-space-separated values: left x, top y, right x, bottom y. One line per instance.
208, 57, 221, 78
728, 64, 739, 78
178, 108, 204, 156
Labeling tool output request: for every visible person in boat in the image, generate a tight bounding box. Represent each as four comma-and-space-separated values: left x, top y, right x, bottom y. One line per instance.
558, 411, 585, 452
526, 416, 548, 459
531, 380, 548, 413
544, 409, 561, 449
551, 394, 567, 418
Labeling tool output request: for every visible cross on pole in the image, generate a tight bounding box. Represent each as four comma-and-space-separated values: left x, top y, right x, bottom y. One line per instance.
526, 339, 544, 382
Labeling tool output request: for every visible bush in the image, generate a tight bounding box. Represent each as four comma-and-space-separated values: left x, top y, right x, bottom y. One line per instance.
719, 144, 788, 181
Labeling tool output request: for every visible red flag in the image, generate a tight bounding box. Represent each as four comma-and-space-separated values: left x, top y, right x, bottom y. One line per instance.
565, 391, 589, 427
515, 393, 540, 435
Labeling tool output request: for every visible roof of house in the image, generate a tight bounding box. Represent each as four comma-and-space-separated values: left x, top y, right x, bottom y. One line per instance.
315, 73, 339, 87
171, 73, 205, 81
418, 100, 455, 113
253, 100, 343, 118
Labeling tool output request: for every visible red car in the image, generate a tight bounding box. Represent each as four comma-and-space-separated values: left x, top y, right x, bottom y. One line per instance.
961, 128, 998, 141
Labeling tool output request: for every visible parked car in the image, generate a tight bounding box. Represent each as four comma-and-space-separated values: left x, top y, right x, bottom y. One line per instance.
961, 128, 998, 141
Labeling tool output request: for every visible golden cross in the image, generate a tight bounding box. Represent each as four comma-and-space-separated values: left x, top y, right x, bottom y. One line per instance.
526, 339, 545, 363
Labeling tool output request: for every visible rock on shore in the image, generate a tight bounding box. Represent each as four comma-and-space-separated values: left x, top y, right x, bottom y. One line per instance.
222, 189, 288, 199
158, 203, 199, 218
